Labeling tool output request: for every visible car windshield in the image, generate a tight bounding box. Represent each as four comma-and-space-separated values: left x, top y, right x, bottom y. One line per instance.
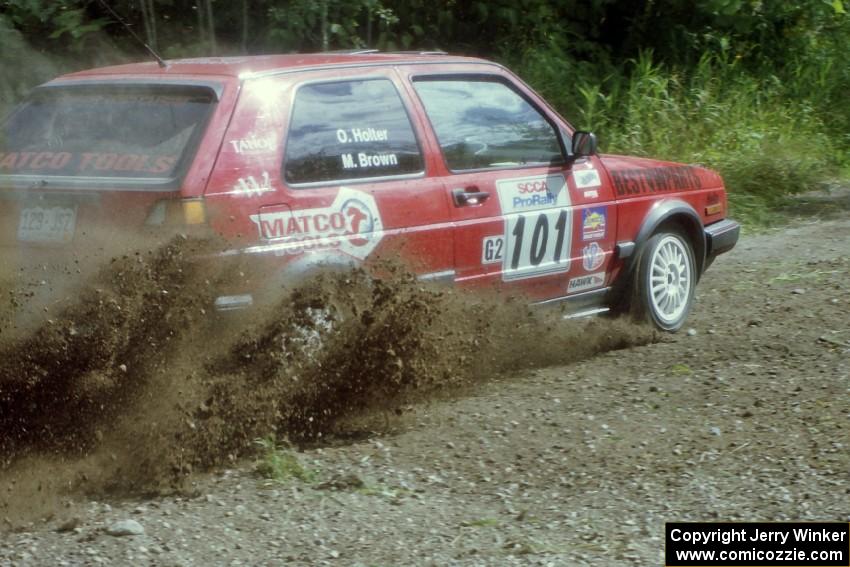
0, 84, 215, 185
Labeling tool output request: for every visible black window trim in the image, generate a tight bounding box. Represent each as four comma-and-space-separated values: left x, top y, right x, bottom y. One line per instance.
0, 81, 220, 192
282, 75, 426, 189
410, 72, 569, 175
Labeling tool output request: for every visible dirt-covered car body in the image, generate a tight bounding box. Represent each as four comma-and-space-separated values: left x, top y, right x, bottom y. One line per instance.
0, 52, 738, 330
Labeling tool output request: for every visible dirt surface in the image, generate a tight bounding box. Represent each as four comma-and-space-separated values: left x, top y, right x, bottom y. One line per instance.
1, 196, 849, 566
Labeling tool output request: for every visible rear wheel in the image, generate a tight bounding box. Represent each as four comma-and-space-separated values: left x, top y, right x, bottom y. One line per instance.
633, 229, 696, 332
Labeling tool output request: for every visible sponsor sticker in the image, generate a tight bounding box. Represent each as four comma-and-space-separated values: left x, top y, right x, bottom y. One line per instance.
496, 174, 572, 281
248, 187, 383, 260
583, 189, 599, 199
572, 168, 601, 189
582, 242, 605, 271
611, 165, 702, 197
582, 207, 607, 241
230, 171, 274, 196
228, 133, 277, 154
0, 151, 177, 175
496, 173, 569, 214
567, 272, 606, 293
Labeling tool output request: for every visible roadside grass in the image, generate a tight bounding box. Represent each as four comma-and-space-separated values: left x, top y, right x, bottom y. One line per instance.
727, 193, 794, 231
513, 50, 847, 229
771, 269, 842, 284
253, 436, 318, 483
589, 55, 841, 229
669, 363, 693, 376
355, 484, 411, 499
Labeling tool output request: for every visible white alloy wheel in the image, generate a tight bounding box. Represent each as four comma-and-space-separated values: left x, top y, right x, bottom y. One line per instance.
649, 235, 692, 325
634, 230, 696, 331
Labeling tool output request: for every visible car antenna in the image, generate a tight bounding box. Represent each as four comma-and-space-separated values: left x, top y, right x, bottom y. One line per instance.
96, 0, 168, 69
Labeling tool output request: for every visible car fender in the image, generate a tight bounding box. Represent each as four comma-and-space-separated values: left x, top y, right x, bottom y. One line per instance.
620, 199, 707, 282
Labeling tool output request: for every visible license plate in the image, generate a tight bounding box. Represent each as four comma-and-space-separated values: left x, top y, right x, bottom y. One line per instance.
18, 205, 77, 243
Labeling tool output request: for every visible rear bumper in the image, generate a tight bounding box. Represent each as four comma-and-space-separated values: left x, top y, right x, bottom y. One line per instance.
704, 218, 740, 260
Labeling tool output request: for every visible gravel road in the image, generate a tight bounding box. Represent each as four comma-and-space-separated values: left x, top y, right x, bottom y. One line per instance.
2, 203, 849, 566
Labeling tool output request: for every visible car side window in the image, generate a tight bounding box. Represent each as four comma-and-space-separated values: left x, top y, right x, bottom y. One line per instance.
413, 77, 562, 171
284, 79, 423, 185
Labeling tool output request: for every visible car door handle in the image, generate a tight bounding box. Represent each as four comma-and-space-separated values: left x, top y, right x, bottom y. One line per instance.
452, 188, 490, 207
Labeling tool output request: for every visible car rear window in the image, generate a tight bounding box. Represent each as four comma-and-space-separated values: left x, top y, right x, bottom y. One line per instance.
0, 84, 215, 186
284, 79, 423, 185
412, 77, 562, 171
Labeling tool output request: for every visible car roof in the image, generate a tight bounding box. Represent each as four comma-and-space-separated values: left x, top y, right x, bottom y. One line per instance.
59, 52, 492, 80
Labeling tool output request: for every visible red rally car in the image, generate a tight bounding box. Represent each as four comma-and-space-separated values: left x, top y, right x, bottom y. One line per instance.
0, 52, 739, 331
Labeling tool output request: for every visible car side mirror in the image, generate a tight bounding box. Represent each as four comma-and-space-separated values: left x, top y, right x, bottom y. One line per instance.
571, 131, 598, 158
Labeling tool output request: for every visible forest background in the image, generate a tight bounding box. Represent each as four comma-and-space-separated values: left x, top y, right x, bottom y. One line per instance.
1, 0, 848, 222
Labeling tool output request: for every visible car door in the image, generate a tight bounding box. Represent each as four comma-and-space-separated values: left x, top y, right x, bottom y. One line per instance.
205, 68, 454, 289
404, 69, 618, 302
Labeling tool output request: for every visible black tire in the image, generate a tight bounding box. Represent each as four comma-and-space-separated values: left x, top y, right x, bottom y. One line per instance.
632, 229, 696, 332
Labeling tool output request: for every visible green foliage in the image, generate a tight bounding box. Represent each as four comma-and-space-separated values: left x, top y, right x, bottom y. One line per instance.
510, 47, 842, 226
669, 363, 693, 376
3, 0, 108, 49
2, 0, 848, 224
0, 14, 61, 118
253, 436, 317, 483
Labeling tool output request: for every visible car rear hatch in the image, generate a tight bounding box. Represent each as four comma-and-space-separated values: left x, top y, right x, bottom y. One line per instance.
0, 81, 218, 269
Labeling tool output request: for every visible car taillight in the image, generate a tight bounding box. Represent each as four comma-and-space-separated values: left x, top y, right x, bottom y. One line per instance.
146, 198, 207, 226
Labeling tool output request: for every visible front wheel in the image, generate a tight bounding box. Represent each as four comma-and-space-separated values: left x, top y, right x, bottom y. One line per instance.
633, 230, 696, 332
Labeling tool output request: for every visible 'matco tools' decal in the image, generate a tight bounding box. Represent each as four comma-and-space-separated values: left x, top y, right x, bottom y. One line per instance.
0, 151, 177, 175
611, 166, 702, 197
248, 187, 383, 260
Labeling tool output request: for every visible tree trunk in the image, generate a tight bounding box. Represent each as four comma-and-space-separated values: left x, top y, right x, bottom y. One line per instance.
321, 0, 328, 51
367, 4, 372, 47
205, 0, 217, 55
241, 0, 248, 54
196, 1, 205, 47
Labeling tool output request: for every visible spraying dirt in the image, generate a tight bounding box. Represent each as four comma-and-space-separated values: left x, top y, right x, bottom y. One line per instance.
0, 238, 655, 524
0, 199, 847, 564
179, 267, 654, 471
0, 237, 216, 457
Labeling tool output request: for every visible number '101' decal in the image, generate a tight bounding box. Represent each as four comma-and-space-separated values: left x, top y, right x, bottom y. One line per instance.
503, 208, 572, 281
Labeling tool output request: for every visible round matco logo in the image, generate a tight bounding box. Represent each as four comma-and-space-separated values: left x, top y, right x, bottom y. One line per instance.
340, 198, 374, 248
334, 189, 383, 258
